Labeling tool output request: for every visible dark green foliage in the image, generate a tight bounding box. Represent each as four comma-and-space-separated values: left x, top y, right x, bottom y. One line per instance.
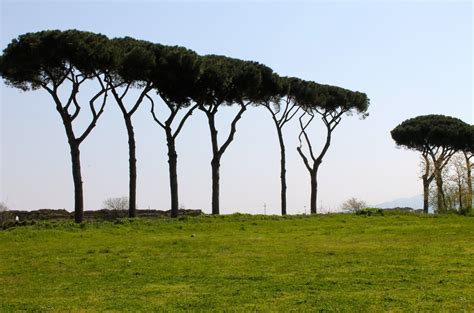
0, 29, 115, 90
355, 208, 384, 216
465, 125, 474, 154
110, 37, 157, 85
284, 77, 369, 114
0, 211, 16, 229
391, 115, 471, 152
153, 45, 201, 106
195, 55, 278, 106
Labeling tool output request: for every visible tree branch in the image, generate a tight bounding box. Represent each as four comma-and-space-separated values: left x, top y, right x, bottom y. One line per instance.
173, 104, 199, 140
297, 146, 312, 172
148, 94, 166, 130
120, 82, 132, 101
298, 112, 316, 163
129, 83, 152, 116
281, 102, 299, 128
77, 87, 108, 144
218, 102, 249, 156
69, 93, 81, 121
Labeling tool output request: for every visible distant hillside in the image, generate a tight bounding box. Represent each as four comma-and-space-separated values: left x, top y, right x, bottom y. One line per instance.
374, 194, 427, 211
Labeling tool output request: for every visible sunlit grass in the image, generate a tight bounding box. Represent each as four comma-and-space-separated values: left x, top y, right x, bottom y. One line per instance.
0, 214, 472, 311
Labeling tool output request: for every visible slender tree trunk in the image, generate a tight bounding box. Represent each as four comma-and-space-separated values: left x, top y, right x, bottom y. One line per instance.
60, 109, 85, 224
276, 127, 287, 215
124, 117, 137, 218
166, 130, 179, 218
434, 167, 445, 213
206, 112, 221, 215
458, 180, 463, 210
422, 175, 430, 214
202, 103, 247, 215
421, 154, 432, 214
211, 157, 220, 215
310, 169, 318, 214
70, 143, 84, 223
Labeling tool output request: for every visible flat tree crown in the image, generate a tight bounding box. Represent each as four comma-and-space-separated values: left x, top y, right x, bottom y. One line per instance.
195, 55, 278, 106
152, 45, 201, 107
110, 37, 158, 85
284, 77, 369, 114
391, 114, 472, 151
0, 30, 115, 90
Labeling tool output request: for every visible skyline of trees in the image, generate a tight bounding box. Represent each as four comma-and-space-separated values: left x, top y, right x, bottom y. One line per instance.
7, 29, 471, 220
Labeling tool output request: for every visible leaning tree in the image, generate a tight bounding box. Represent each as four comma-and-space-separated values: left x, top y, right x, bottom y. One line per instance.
0, 30, 115, 223
293, 80, 369, 214
107, 37, 158, 217
391, 115, 472, 213
195, 55, 276, 214
148, 44, 201, 218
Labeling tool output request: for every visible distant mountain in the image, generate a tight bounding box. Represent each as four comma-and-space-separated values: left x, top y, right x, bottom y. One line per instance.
374, 194, 426, 210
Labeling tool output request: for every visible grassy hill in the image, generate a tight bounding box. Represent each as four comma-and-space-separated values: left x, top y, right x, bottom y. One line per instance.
0, 213, 473, 311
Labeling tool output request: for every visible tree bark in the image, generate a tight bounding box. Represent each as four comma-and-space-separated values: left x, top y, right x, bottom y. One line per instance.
70, 143, 84, 223
434, 166, 445, 213
458, 180, 463, 210
421, 153, 433, 214
207, 111, 221, 215
211, 157, 220, 215
422, 176, 430, 214
124, 117, 137, 218
276, 127, 287, 215
166, 130, 179, 218
201, 103, 247, 215
310, 169, 318, 214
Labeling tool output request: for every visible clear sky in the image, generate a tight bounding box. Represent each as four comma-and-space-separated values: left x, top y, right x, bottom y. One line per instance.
0, 1, 472, 214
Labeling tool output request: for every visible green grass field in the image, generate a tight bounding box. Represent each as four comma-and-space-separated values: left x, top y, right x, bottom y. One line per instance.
0, 213, 473, 312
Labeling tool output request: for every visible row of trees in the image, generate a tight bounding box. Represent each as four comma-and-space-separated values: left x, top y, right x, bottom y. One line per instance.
0, 30, 369, 223
391, 115, 473, 213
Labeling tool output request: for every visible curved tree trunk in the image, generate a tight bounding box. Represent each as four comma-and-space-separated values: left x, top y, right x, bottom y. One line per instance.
48, 75, 108, 224
166, 131, 179, 218
70, 144, 84, 223
201, 103, 247, 215
211, 157, 220, 215
124, 117, 137, 218
276, 127, 287, 215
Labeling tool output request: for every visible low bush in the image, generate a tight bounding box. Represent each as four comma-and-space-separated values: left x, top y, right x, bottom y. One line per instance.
355, 208, 384, 216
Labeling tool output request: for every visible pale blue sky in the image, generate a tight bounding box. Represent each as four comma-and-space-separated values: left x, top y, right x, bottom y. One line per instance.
0, 1, 472, 213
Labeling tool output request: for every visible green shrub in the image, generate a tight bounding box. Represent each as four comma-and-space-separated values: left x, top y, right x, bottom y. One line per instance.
0, 211, 16, 229
355, 208, 384, 216
457, 206, 473, 216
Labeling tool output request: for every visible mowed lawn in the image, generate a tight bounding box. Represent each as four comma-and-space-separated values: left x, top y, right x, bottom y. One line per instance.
0, 214, 473, 312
